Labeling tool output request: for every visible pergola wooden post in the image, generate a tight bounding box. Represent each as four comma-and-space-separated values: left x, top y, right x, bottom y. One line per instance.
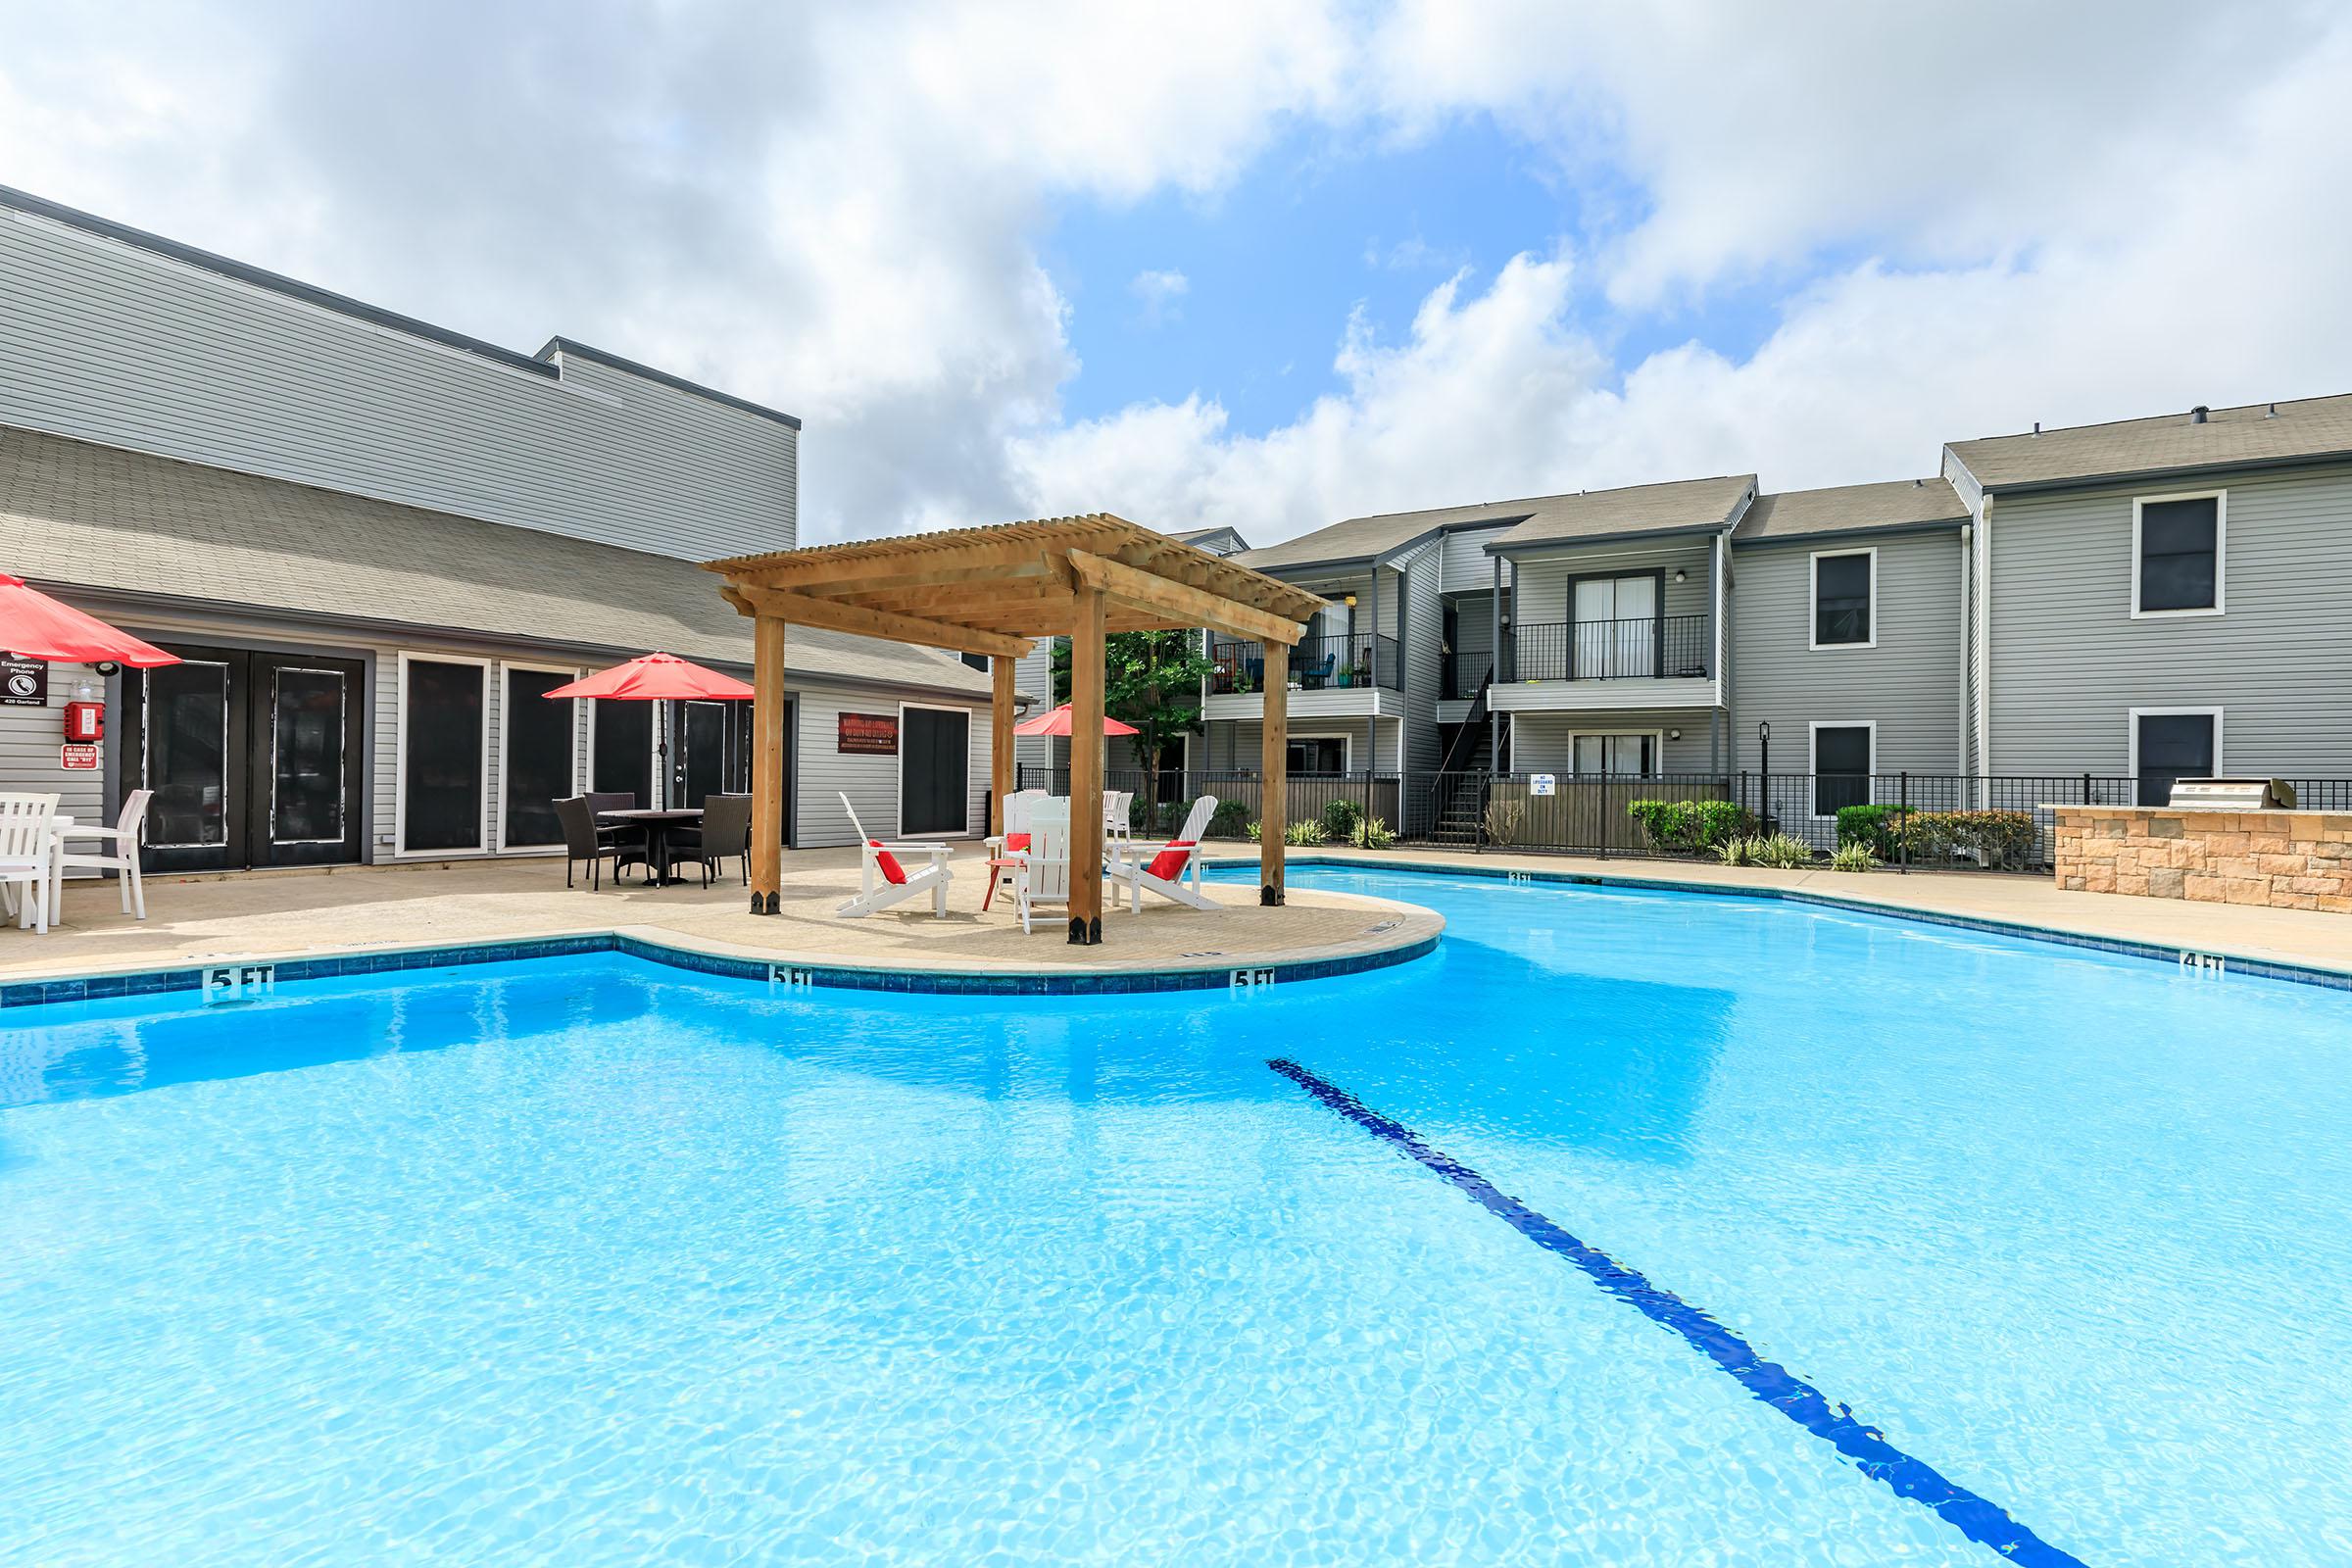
990, 653, 1016, 836
1259, 638, 1288, 906
707, 514, 1324, 938
749, 613, 788, 914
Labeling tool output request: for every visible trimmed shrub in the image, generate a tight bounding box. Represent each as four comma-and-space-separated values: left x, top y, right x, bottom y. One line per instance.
1829, 842, 1879, 873
1896, 808, 2038, 868
1208, 799, 1251, 839
1835, 803, 1905, 858
1320, 798, 1366, 840
1627, 797, 1758, 854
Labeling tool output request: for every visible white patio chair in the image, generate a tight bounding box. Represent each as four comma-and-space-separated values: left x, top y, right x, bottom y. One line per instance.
0, 792, 63, 934
1104, 790, 1134, 856
55, 788, 152, 919
836, 792, 954, 918
1008, 796, 1072, 935
983, 788, 1049, 912
1105, 795, 1218, 912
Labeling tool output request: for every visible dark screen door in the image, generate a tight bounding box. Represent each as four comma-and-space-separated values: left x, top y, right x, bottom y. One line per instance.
901, 708, 969, 836
2136, 713, 2215, 806
504, 668, 577, 848
678, 699, 731, 809
1813, 725, 1872, 817
593, 699, 654, 807
402, 660, 486, 853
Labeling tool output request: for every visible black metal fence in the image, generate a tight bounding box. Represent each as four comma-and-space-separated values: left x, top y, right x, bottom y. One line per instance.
1014, 766, 2352, 870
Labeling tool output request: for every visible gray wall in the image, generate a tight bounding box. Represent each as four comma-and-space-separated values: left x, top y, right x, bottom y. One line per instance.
1982, 465, 2352, 779
1729, 530, 1965, 774
1, 204, 798, 562
1506, 540, 1715, 628
1507, 710, 1719, 774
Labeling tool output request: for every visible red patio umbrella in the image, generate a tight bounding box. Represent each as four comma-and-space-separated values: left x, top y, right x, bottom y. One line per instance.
0, 574, 180, 666
540, 651, 754, 701
543, 653, 754, 810
1014, 703, 1138, 738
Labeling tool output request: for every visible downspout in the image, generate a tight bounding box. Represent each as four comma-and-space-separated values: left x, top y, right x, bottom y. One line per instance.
1976, 498, 1993, 800
1367, 564, 1381, 782
1718, 530, 1736, 777
1956, 523, 1971, 786
1489, 549, 1503, 775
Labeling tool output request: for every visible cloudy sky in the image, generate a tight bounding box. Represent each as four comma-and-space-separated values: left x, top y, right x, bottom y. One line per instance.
6, 1, 2350, 545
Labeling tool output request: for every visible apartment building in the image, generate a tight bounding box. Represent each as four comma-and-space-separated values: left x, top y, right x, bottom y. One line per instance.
0, 184, 996, 867
1202, 391, 2352, 815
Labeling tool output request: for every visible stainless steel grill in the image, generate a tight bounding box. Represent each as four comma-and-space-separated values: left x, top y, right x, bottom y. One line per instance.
2167, 777, 2298, 810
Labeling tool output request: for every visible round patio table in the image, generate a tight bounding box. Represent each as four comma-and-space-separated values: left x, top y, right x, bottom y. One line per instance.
597, 808, 704, 887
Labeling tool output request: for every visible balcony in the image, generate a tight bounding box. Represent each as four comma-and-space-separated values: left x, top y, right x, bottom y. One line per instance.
1209, 633, 1401, 695
1504, 614, 1711, 682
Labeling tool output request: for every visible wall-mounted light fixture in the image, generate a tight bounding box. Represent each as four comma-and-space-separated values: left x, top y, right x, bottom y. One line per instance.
1344, 594, 1357, 608
1667, 728, 1682, 742
1673, 568, 1688, 583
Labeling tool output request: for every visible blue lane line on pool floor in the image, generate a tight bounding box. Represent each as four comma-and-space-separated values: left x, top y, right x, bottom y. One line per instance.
1266, 1057, 2088, 1568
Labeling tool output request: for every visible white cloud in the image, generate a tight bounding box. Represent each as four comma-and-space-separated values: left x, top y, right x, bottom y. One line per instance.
4, 0, 2352, 552
1129, 268, 1190, 325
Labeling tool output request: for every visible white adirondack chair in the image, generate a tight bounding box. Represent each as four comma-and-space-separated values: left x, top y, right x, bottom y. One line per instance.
1103, 790, 1133, 856
836, 793, 955, 918
983, 788, 1049, 912
0, 792, 63, 934
56, 788, 152, 919
1009, 796, 1072, 935
1105, 795, 1218, 912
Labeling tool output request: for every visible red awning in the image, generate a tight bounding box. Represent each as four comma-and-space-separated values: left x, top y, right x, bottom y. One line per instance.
540, 651, 755, 701
1013, 703, 1139, 738
0, 574, 180, 667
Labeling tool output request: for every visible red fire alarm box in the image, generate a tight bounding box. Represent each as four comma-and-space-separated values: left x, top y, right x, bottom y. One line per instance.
65, 700, 105, 743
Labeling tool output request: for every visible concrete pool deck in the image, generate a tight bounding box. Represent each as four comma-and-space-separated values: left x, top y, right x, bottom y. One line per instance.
0, 845, 1441, 986
1, 842, 2344, 989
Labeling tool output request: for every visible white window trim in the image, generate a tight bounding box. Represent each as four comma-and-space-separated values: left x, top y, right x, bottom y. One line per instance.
1808, 547, 1878, 651
393, 652, 493, 858
1285, 730, 1354, 775
494, 661, 585, 856
2127, 707, 2224, 806
1807, 719, 1877, 820
897, 701, 978, 839
1566, 729, 1666, 778
2130, 489, 2227, 619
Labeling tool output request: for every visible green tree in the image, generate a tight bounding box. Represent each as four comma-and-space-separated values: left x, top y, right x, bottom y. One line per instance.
1051, 630, 1215, 822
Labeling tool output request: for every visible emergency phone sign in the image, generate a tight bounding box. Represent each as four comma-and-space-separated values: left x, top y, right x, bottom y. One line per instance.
60, 744, 99, 771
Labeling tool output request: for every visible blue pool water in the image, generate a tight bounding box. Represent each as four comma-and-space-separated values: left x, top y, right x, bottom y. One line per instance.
3, 868, 2350, 1565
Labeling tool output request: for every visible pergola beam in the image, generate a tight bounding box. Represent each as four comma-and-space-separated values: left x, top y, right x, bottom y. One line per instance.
1066, 550, 1311, 645
726, 584, 1032, 660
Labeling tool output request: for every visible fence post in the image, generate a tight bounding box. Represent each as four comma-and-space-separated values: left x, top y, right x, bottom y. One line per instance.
2082, 771, 2091, 807
1898, 771, 1909, 874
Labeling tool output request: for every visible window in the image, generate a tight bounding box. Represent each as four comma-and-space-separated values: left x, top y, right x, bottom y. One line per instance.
398, 656, 487, 854
1569, 733, 1658, 776
1287, 737, 1348, 774
958, 652, 990, 672
592, 698, 655, 806
1811, 550, 1874, 648
1810, 723, 1873, 817
2131, 710, 2221, 806
501, 666, 578, 850
2133, 493, 2223, 614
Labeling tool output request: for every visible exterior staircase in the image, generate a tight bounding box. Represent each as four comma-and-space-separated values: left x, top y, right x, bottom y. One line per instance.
1428, 676, 1507, 845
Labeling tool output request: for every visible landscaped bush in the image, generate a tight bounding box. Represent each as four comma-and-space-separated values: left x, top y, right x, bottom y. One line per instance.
1751, 833, 1818, 869
1716, 835, 1757, 866
1896, 808, 2039, 868
1835, 803, 1905, 858
1484, 797, 1527, 846
1285, 819, 1329, 847
1208, 799, 1252, 839
1320, 798, 1365, 840
1829, 842, 1879, 873
1351, 815, 1396, 850
1627, 798, 1758, 854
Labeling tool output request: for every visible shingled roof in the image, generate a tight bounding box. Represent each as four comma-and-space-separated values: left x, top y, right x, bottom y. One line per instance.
1945, 393, 2352, 492
0, 425, 989, 694
1734, 477, 1970, 543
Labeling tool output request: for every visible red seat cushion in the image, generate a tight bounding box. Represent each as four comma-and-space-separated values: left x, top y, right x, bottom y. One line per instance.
868, 840, 908, 885
1005, 833, 1032, 853
1146, 840, 1196, 881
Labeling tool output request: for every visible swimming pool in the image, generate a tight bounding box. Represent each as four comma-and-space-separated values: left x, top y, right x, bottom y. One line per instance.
4, 866, 2348, 1565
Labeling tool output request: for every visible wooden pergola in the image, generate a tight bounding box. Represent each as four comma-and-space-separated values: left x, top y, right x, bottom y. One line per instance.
705, 514, 1327, 943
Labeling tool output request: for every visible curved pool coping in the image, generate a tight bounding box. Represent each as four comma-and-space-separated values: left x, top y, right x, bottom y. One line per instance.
1261, 853, 2352, 993
0, 888, 1444, 1008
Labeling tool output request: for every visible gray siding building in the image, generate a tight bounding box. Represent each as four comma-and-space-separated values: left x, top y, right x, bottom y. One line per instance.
0, 186, 996, 871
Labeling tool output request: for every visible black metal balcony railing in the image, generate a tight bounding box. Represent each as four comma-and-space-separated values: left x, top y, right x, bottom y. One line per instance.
1441, 652, 1494, 701
1504, 614, 1711, 682
1210, 633, 1400, 695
